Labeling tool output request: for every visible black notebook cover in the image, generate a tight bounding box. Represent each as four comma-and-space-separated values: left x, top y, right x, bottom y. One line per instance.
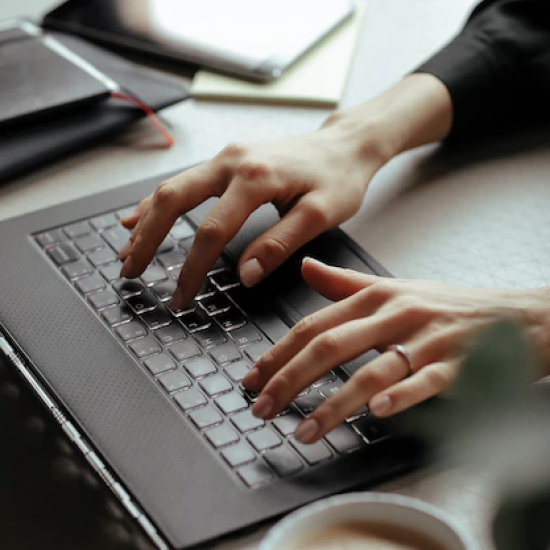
0, 29, 191, 184
0, 22, 112, 129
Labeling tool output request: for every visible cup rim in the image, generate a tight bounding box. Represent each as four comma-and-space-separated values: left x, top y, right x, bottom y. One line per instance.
259, 491, 476, 550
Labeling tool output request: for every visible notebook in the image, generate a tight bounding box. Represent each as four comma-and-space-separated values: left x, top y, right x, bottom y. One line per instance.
190, 2, 365, 107
0, 20, 115, 130
0, 168, 417, 549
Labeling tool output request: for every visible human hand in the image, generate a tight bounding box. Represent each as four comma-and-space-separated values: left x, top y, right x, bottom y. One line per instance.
118, 128, 389, 308
242, 258, 550, 444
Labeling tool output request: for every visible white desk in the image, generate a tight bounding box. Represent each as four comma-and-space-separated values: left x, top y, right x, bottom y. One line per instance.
5, 1, 550, 548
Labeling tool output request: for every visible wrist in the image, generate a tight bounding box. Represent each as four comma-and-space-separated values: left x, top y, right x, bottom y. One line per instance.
321, 73, 453, 167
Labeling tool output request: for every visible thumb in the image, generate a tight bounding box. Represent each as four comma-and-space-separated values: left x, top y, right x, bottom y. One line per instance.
301, 257, 379, 301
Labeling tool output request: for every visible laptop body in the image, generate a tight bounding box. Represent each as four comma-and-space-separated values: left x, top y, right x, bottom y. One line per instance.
0, 169, 417, 549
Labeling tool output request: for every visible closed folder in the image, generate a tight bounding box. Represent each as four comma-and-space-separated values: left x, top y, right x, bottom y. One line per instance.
0, 30, 191, 184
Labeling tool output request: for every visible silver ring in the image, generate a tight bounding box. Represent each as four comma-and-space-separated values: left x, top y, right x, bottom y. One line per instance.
388, 344, 414, 375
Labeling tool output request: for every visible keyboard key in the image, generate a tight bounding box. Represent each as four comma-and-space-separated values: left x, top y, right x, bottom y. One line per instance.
157, 369, 191, 393
318, 380, 344, 400
46, 243, 79, 265
168, 340, 201, 362
264, 447, 303, 477
290, 439, 332, 465
184, 357, 217, 379
62, 259, 92, 280
188, 404, 221, 427
140, 265, 167, 286
102, 225, 131, 253
199, 374, 232, 397
195, 281, 216, 299
143, 354, 176, 376
63, 221, 91, 239
141, 307, 172, 329
157, 249, 186, 269
215, 392, 248, 415
169, 220, 194, 241
224, 361, 251, 383
204, 424, 239, 448
230, 325, 262, 347
154, 323, 187, 345
272, 410, 303, 437
157, 238, 174, 254
100, 261, 123, 282
128, 337, 161, 359
76, 274, 105, 295
74, 234, 104, 253
88, 247, 118, 268
247, 428, 282, 452
169, 265, 182, 280
174, 389, 208, 413
128, 336, 162, 359
351, 416, 391, 444
116, 205, 137, 219
346, 404, 369, 421
294, 391, 324, 415
312, 371, 337, 387
126, 291, 158, 315
209, 344, 242, 366
231, 410, 265, 433
198, 294, 232, 316
88, 290, 119, 310
180, 311, 210, 332
113, 280, 145, 299
207, 256, 227, 274
116, 321, 147, 341
210, 270, 240, 291
167, 300, 195, 317
325, 425, 364, 454
244, 341, 271, 363
36, 229, 64, 247
91, 213, 118, 231
221, 442, 256, 468
101, 305, 132, 326
151, 280, 177, 302
215, 309, 247, 332
193, 326, 227, 349
237, 462, 273, 488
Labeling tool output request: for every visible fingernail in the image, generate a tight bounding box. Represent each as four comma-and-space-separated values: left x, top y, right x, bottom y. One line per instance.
120, 256, 133, 279
118, 240, 132, 261
370, 395, 391, 417
302, 256, 312, 265
295, 418, 320, 444
252, 394, 273, 419
240, 258, 264, 288
243, 367, 260, 389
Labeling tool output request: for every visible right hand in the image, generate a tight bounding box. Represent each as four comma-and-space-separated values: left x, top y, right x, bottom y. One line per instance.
118, 125, 390, 307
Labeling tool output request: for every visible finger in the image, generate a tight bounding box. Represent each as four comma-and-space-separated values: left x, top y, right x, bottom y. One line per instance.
369, 359, 460, 417
243, 285, 387, 391
237, 196, 336, 288
173, 178, 268, 307
293, 348, 413, 444
120, 196, 151, 230
252, 314, 398, 420
120, 162, 228, 279
301, 257, 382, 301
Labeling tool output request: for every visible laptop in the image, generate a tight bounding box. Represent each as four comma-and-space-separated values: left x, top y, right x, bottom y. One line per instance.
0, 169, 417, 549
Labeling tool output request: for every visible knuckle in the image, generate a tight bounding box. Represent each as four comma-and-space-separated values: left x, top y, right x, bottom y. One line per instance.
220, 142, 247, 160
195, 218, 226, 246
312, 329, 343, 358
395, 295, 426, 317
292, 315, 318, 343
314, 399, 343, 428
302, 199, 329, 228
261, 235, 291, 263
154, 180, 178, 209
355, 368, 384, 393
424, 366, 451, 390
236, 160, 273, 182
369, 280, 396, 301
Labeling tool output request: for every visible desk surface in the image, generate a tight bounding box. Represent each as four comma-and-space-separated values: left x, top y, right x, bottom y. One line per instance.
4, 1, 550, 549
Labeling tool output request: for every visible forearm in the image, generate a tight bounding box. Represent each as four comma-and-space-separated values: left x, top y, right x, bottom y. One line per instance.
321, 73, 453, 169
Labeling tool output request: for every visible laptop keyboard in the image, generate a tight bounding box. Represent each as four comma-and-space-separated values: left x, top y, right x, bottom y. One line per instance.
34, 207, 391, 488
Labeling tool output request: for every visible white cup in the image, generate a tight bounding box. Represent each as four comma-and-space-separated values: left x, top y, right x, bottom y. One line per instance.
259, 492, 476, 550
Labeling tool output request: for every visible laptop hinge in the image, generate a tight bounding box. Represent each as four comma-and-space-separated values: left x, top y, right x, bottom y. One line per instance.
0, 333, 169, 550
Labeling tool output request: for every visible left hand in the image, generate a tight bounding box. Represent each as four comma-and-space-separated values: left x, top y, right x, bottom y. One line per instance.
242, 258, 550, 444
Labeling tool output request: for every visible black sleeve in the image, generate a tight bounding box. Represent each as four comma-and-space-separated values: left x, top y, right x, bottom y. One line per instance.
415, 0, 550, 142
